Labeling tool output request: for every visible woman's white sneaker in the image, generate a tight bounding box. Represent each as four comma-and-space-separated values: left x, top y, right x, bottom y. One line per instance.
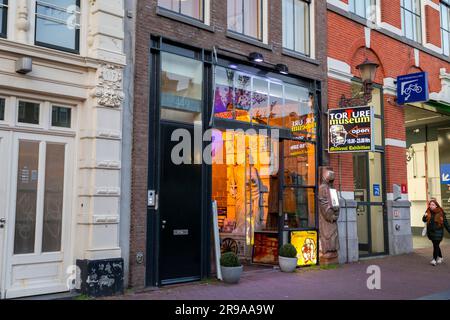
430, 259, 437, 266
437, 257, 443, 264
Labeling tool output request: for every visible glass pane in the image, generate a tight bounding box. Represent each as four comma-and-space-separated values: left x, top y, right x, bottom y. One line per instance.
18, 101, 40, 125
14, 141, 40, 254
160, 52, 203, 124
284, 84, 315, 138
234, 73, 251, 122
214, 66, 235, 120
294, 0, 309, 55
444, 32, 450, 56
354, 0, 365, 17
227, 0, 243, 34
0, 97, 5, 120
0, 1, 7, 36
441, 4, 449, 31
243, 0, 262, 39
368, 87, 381, 116
356, 204, 369, 254
283, 187, 315, 228
159, 0, 179, 12
36, 0, 79, 51
42, 143, 65, 252
251, 78, 269, 125
353, 153, 368, 202
282, 0, 294, 50
284, 141, 316, 187
268, 82, 284, 127
370, 205, 385, 254
415, 14, 421, 42
52, 106, 71, 128
212, 129, 280, 260
369, 152, 383, 202
181, 0, 203, 20
403, 0, 412, 11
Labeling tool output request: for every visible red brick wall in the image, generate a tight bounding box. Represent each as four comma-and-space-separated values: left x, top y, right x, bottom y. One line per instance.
380, 0, 402, 29
425, 5, 442, 48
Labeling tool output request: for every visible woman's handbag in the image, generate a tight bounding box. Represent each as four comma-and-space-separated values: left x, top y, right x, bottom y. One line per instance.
422, 223, 427, 237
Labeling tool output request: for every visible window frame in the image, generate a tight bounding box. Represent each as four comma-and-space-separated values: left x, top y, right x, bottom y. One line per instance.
157, 0, 206, 23
227, 0, 265, 42
16, 99, 43, 128
401, 0, 422, 43
349, 0, 376, 20
34, 0, 81, 54
282, 0, 311, 57
0, 0, 7, 38
50, 104, 73, 130
441, 1, 450, 56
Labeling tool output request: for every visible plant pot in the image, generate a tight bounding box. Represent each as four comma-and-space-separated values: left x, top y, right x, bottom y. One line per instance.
278, 256, 298, 273
221, 265, 243, 284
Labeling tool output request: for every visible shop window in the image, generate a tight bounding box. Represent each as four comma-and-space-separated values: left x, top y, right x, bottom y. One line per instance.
441, 0, 450, 56
52, 106, 71, 128
282, 141, 316, 229
0, 0, 7, 38
160, 52, 203, 124
282, 0, 310, 56
349, 0, 375, 20
214, 66, 316, 137
401, 0, 422, 43
158, 0, 204, 21
228, 0, 263, 41
18, 101, 40, 125
212, 130, 280, 259
35, 0, 80, 53
0, 98, 5, 120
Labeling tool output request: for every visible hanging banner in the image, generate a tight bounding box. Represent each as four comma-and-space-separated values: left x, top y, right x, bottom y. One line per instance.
290, 230, 318, 267
328, 106, 374, 153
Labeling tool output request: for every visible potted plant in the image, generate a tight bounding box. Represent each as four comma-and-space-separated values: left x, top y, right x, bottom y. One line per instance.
278, 244, 298, 273
220, 252, 243, 284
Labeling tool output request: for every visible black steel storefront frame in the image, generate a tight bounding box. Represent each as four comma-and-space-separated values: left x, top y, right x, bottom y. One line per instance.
146, 35, 324, 287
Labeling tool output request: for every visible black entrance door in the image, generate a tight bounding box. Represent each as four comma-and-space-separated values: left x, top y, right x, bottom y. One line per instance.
158, 121, 202, 284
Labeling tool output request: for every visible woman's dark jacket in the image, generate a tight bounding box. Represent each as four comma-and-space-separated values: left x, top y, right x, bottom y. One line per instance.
423, 208, 450, 241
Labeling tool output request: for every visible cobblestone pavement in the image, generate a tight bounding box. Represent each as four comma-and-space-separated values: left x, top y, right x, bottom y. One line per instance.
108, 244, 450, 300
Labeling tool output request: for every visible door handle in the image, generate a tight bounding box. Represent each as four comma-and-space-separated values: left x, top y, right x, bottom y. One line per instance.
162, 220, 167, 229
0, 218, 5, 229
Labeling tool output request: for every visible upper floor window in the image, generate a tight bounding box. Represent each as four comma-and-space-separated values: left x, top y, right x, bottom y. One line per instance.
401, 0, 421, 43
0, 0, 7, 38
35, 0, 80, 53
441, 0, 450, 56
283, 0, 310, 56
349, 0, 375, 20
158, 0, 204, 21
228, 0, 263, 41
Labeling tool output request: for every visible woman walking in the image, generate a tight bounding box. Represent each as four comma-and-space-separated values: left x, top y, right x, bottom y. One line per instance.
423, 200, 450, 266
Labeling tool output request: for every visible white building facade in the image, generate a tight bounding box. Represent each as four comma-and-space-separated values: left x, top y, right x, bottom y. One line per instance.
0, 0, 126, 299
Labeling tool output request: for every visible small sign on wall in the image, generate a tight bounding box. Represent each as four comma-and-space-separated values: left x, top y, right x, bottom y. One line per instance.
397, 72, 429, 104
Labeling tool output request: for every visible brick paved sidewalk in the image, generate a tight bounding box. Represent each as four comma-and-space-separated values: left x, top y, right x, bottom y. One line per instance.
109, 245, 450, 300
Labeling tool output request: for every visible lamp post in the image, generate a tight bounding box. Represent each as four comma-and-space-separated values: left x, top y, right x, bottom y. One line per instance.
339, 58, 379, 108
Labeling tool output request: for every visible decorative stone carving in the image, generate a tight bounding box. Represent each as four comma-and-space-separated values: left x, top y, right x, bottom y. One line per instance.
92, 65, 125, 108
16, 0, 30, 43
318, 167, 340, 264
430, 68, 450, 104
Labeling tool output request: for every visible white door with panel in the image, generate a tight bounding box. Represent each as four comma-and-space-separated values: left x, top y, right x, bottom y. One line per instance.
3, 133, 74, 299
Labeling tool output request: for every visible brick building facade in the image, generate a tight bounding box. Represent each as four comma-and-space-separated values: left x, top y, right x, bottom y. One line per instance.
327, 0, 450, 260
129, 0, 328, 289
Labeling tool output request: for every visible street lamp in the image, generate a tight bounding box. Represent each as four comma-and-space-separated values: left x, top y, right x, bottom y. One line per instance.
339, 58, 379, 108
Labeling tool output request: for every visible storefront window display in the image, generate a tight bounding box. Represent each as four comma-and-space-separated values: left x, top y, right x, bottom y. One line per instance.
212, 65, 318, 263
